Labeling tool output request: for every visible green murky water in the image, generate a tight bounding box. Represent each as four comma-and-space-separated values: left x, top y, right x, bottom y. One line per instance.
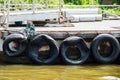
0, 65, 120, 80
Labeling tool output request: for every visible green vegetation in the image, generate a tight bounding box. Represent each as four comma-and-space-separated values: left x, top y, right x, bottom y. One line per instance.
0, 0, 60, 4
0, 0, 120, 15
64, 0, 99, 5
101, 7, 120, 15
64, 0, 120, 5
63, 0, 120, 15
0, 0, 119, 5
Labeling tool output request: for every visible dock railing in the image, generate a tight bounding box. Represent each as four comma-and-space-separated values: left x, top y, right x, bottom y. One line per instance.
0, 0, 120, 28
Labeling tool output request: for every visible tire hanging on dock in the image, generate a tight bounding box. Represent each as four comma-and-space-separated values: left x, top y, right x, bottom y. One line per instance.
91, 34, 120, 63
28, 34, 59, 64
3, 33, 27, 57
60, 36, 89, 65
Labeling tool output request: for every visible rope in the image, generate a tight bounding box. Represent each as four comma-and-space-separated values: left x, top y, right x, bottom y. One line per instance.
20, 21, 35, 38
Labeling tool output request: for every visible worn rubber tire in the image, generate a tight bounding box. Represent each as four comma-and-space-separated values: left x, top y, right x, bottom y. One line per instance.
3, 33, 27, 57
60, 36, 89, 65
91, 34, 120, 63
29, 34, 59, 64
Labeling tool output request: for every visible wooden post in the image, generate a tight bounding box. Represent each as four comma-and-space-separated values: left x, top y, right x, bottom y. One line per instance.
91, 0, 94, 8
6, 0, 10, 29
58, 0, 61, 24
32, 0, 35, 13
14, 0, 17, 11
46, 0, 48, 9
3, 0, 6, 12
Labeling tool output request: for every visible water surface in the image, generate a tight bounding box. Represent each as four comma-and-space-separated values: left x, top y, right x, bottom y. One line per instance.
0, 64, 120, 80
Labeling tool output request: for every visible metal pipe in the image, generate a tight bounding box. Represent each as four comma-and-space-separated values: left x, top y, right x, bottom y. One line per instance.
63, 5, 120, 7
4, 4, 120, 7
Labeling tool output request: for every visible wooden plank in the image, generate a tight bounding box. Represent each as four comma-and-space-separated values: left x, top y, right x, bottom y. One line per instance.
6, 20, 120, 31
0, 20, 120, 39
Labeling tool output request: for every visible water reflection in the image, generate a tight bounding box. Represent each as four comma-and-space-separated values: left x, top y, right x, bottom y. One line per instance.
0, 65, 120, 80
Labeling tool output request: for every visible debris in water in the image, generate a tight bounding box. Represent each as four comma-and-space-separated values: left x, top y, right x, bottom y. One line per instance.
101, 76, 120, 80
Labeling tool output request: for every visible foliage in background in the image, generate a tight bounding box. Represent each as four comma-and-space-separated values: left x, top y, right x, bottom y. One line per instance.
0, 0, 60, 4
0, 0, 120, 5
0, 0, 120, 15
0, 0, 4, 4
64, 0, 120, 5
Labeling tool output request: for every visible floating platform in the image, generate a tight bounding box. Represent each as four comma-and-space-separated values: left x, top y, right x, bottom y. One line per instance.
0, 20, 120, 64
1, 20, 120, 39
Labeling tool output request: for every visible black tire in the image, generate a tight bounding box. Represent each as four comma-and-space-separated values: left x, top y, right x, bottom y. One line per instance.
29, 34, 59, 64
3, 33, 27, 57
91, 34, 120, 63
60, 36, 89, 65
